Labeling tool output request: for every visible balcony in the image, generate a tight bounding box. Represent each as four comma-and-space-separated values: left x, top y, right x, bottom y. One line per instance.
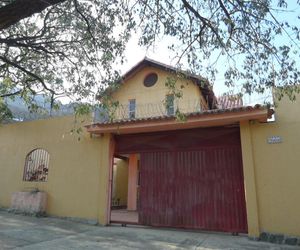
94, 99, 208, 123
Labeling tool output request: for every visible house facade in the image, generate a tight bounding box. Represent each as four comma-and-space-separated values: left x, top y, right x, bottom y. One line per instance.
0, 58, 299, 243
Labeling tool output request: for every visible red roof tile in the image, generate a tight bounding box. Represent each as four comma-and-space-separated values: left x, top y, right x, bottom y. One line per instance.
88, 104, 273, 127
216, 95, 243, 109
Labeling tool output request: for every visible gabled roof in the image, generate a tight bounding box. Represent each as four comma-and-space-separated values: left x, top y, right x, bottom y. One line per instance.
101, 57, 217, 109
123, 57, 207, 83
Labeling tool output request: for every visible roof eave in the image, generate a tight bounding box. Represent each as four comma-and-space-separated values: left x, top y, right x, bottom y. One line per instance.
86, 108, 271, 135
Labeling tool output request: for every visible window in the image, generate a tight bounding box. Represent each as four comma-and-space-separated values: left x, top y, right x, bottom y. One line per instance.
166, 94, 175, 116
23, 149, 50, 182
143, 72, 158, 87
129, 99, 136, 119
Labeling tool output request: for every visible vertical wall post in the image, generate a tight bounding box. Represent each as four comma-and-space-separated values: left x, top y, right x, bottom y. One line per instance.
96, 133, 113, 225
240, 121, 260, 237
105, 134, 115, 225
127, 154, 138, 211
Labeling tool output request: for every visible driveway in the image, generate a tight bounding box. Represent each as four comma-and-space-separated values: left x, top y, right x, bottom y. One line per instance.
0, 211, 299, 250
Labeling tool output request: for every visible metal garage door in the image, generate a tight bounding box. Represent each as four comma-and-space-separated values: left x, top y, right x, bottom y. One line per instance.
115, 127, 248, 233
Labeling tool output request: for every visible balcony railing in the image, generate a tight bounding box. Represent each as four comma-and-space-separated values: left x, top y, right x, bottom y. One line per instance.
94, 99, 208, 122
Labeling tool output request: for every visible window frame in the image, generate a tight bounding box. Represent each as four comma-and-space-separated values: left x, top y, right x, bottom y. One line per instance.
166, 94, 175, 116
23, 148, 50, 182
143, 72, 158, 87
128, 99, 136, 119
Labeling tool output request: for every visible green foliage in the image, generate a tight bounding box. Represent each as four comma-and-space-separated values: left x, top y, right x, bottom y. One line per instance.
0, 98, 12, 121
74, 103, 92, 117
71, 103, 93, 140
175, 109, 187, 122
0, 0, 134, 121
273, 85, 300, 105
1, 0, 300, 123
100, 95, 120, 122
136, 0, 300, 99
164, 74, 190, 121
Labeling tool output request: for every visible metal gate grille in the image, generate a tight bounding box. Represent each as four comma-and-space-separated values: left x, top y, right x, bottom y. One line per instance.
23, 148, 50, 182
139, 146, 248, 233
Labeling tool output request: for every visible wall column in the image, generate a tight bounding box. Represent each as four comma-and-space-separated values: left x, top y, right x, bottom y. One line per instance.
127, 154, 138, 211
240, 121, 260, 237
97, 133, 114, 225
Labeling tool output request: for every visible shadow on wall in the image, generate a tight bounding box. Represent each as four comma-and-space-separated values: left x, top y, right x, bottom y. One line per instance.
112, 158, 128, 208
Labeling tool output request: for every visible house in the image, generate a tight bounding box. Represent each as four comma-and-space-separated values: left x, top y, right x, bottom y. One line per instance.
0, 58, 299, 244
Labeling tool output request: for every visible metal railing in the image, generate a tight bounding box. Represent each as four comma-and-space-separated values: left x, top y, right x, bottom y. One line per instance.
94, 99, 208, 122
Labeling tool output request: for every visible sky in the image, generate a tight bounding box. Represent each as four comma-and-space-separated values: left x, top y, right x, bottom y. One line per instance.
50, 1, 299, 107
116, 1, 300, 106
119, 33, 268, 106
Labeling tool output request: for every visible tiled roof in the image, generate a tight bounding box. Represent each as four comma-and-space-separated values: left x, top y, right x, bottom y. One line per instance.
216, 95, 243, 109
123, 57, 208, 83
88, 104, 273, 127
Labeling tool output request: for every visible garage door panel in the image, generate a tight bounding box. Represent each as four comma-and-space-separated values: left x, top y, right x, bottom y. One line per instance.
116, 127, 247, 232
139, 151, 176, 226
139, 146, 247, 232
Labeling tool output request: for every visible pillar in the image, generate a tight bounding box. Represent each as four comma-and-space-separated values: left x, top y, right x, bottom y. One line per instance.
240, 121, 260, 237
97, 133, 114, 225
127, 154, 138, 211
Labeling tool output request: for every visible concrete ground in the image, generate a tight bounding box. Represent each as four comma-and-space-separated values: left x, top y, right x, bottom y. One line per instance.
0, 211, 299, 250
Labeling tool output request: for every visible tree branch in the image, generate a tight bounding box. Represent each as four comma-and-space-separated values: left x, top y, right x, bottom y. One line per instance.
217, 0, 234, 36
73, 0, 96, 42
181, 0, 225, 48
0, 55, 60, 95
0, 0, 66, 31
0, 90, 22, 98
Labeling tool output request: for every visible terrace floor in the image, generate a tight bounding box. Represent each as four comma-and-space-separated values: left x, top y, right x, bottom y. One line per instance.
110, 209, 139, 224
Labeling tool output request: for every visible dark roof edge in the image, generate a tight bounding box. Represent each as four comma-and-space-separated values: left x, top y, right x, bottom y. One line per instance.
122, 57, 206, 82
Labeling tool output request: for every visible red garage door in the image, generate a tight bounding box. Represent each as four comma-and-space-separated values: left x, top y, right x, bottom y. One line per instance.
115, 127, 248, 233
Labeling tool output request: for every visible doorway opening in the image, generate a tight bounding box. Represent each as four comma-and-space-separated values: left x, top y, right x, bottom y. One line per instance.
110, 154, 140, 224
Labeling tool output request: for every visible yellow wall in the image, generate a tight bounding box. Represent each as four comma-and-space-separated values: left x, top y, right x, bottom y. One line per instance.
240, 95, 300, 237
2, 83, 300, 237
112, 159, 128, 206
0, 116, 110, 224
111, 66, 207, 119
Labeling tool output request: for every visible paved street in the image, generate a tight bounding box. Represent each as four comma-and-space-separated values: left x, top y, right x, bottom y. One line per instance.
0, 211, 299, 250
